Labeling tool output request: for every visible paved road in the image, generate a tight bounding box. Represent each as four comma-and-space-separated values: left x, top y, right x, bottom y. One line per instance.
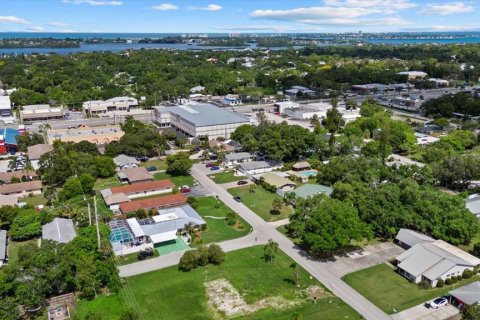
189, 164, 390, 320
119, 163, 390, 319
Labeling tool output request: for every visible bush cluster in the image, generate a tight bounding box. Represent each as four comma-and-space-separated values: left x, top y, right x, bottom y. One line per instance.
178, 244, 225, 272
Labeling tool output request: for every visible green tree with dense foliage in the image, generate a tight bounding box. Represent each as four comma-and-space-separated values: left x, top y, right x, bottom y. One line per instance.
166, 152, 193, 176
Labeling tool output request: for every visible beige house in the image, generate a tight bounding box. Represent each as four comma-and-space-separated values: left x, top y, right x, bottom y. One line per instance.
20, 105, 65, 123
47, 125, 124, 145
260, 172, 296, 197
0, 181, 42, 198
117, 167, 154, 184
27, 144, 54, 169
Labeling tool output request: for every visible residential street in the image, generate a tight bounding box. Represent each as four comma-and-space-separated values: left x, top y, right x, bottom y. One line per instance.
120, 163, 391, 320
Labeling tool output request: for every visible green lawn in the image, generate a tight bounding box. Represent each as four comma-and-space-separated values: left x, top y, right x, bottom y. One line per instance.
228, 186, 294, 222
7, 240, 36, 264
123, 246, 360, 320
140, 159, 167, 170
23, 195, 46, 207
94, 176, 121, 191
194, 196, 251, 244
209, 171, 245, 184
154, 172, 195, 187
116, 249, 159, 266
343, 263, 480, 314
74, 294, 125, 319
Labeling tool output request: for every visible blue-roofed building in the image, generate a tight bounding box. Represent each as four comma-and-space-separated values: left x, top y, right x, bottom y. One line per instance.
154, 103, 250, 139
0, 127, 23, 155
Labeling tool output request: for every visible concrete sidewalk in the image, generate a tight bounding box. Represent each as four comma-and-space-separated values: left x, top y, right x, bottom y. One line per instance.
391, 304, 459, 320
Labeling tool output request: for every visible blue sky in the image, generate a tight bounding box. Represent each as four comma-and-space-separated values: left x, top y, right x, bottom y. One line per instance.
1, 0, 479, 33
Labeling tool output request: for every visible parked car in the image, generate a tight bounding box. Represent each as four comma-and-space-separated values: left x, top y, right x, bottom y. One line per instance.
146, 166, 157, 172
233, 196, 242, 202
210, 166, 220, 171
180, 186, 191, 193
237, 180, 248, 185
136, 156, 149, 162
205, 162, 215, 168
138, 249, 154, 260
428, 297, 448, 309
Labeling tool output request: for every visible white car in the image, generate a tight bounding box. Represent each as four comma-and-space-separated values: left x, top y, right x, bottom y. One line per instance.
428, 297, 448, 309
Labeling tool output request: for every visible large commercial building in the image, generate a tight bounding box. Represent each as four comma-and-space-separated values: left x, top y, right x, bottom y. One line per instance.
20, 104, 65, 123
154, 103, 250, 139
83, 97, 138, 115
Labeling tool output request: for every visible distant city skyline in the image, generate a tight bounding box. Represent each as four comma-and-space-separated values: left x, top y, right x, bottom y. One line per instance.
1, 0, 479, 34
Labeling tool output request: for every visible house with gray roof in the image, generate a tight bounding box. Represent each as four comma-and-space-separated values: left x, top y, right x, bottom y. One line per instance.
293, 184, 333, 200
153, 103, 250, 139
395, 228, 435, 249
224, 152, 255, 167
395, 230, 480, 287
450, 281, 480, 307
237, 161, 283, 177
113, 154, 140, 171
0, 230, 7, 266
42, 218, 76, 244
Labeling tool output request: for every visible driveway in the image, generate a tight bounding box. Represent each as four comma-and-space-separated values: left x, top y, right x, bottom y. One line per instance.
219, 179, 252, 190
326, 242, 405, 277
391, 304, 459, 320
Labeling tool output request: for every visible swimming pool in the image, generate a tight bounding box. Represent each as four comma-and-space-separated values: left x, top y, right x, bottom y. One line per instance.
296, 170, 318, 178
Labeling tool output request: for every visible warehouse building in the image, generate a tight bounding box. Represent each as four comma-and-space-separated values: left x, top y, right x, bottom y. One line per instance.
83, 97, 138, 115
154, 103, 250, 139
20, 104, 65, 123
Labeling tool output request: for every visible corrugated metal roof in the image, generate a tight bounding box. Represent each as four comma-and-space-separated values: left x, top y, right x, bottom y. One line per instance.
293, 184, 333, 198
42, 218, 76, 243
395, 229, 435, 248
450, 281, 480, 305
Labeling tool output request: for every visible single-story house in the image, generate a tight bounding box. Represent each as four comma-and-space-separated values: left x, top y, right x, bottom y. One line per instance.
237, 161, 283, 177
224, 152, 255, 167
259, 172, 296, 197
101, 179, 175, 211
0, 230, 6, 267
117, 167, 153, 184
190, 86, 205, 93
42, 218, 76, 244
0, 170, 38, 183
27, 144, 54, 169
414, 132, 440, 145
449, 281, 480, 308
395, 230, 480, 287
395, 228, 436, 249
119, 193, 188, 214
0, 180, 42, 198
0, 194, 18, 207
293, 184, 333, 200
292, 161, 311, 171
284, 86, 316, 97
113, 154, 140, 171
466, 194, 480, 218
109, 205, 206, 256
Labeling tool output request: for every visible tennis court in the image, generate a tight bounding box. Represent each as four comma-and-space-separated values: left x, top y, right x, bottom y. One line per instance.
155, 237, 190, 255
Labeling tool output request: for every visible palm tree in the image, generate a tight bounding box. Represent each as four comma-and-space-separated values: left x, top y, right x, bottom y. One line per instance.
23, 157, 34, 180
39, 123, 51, 143
8, 156, 17, 171
284, 192, 296, 206
272, 198, 283, 214
264, 239, 279, 262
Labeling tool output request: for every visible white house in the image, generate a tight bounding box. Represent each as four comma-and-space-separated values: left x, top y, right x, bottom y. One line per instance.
224, 152, 255, 167
259, 172, 296, 197
237, 161, 283, 178
395, 229, 480, 287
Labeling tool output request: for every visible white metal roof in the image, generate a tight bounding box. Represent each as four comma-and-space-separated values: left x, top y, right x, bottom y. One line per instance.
127, 218, 145, 238
149, 230, 177, 244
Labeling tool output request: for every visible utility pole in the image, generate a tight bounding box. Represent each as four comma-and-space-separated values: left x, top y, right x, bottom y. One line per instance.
94, 195, 101, 251
86, 199, 92, 226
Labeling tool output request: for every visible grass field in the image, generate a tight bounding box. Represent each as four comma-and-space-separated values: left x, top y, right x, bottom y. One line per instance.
94, 176, 121, 191
123, 246, 360, 320
74, 294, 125, 319
194, 197, 251, 244
209, 171, 245, 184
228, 186, 293, 222
140, 159, 167, 170
23, 195, 46, 207
343, 263, 480, 314
7, 240, 36, 264
154, 172, 195, 187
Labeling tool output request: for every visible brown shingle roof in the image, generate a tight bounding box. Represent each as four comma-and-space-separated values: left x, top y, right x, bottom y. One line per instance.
0, 180, 42, 195
0, 170, 38, 182
118, 167, 153, 183
110, 179, 174, 196
119, 194, 187, 213
27, 144, 54, 160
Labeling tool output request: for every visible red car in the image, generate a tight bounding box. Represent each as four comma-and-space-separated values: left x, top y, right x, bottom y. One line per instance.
180, 186, 191, 193
205, 162, 214, 168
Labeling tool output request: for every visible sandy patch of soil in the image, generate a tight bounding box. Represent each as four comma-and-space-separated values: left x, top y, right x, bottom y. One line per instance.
205, 278, 299, 318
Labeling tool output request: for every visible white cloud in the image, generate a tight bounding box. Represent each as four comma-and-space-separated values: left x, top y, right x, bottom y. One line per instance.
189, 4, 222, 11
0, 16, 30, 24
216, 24, 325, 32
26, 26, 45, 32
324, 0, 417, 11
152, 3, 178, 11
62, 0, 123, 6
419, 2, 474, 15
48, 21, 69, 27
403, 24, 480, 31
